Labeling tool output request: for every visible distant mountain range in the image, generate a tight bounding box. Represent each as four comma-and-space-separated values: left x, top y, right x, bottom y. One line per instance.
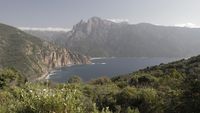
22, 17, 200, 57
0, 23, 90, 80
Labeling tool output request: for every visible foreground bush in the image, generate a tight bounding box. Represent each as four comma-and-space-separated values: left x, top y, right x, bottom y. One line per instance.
0, 83, 111, 113
0, 68, 26, 89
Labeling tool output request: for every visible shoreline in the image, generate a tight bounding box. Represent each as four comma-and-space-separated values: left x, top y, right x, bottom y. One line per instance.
36, 64, 78, 81
36, 71, 50, 81
90, 57, 116, 60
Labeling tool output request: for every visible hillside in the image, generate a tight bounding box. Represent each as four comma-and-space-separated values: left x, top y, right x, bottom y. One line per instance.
0, 53, 199, 113
22, 17, 200, 57
0, 23, 90, 80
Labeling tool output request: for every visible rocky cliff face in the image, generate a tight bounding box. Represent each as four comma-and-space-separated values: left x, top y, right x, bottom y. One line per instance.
0, 23, 91, 80
27, 41, 91, 80
40, 43, 91, 69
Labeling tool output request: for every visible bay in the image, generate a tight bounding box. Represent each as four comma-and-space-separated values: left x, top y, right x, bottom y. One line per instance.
48, 57, 180, 83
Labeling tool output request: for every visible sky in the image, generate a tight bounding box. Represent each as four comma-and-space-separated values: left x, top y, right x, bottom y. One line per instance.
0, 0, 200, 28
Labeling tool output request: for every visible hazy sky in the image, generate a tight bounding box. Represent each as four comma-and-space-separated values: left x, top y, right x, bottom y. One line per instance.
0, 0, 200, 28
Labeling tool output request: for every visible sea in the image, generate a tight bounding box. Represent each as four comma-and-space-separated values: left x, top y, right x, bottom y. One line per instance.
47, 57, 181, 83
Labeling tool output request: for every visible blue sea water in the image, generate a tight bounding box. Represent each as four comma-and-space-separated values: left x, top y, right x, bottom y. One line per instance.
48, 57, 180, 83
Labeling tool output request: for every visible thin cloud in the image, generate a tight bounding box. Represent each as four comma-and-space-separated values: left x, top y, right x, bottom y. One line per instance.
18, 27, 71, 32
106, 18, 129, 23
175, 23, 200, 28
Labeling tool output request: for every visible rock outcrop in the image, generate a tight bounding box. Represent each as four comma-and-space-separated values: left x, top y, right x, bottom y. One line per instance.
40, 42, 91, 70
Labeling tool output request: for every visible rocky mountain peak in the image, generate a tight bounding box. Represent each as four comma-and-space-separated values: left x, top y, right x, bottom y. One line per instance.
72, 17, 113, 34
88, 16, 102, 22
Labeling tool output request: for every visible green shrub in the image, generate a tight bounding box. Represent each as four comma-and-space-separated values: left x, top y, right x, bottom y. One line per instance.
0, 68, 26, 89
116, 86, 160, 113
128, 74, 158, 87
0, 83, 112, 113
67, 75, 82, 83
90, 77, 112, 85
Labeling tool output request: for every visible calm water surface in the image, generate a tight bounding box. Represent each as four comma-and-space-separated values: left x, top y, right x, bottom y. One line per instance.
48, 57, 180, 83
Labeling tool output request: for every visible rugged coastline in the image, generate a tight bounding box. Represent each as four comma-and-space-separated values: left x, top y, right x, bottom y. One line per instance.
36, 57, 91, 81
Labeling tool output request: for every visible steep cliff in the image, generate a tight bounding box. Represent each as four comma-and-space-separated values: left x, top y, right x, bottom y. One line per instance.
0, 23, 91, 80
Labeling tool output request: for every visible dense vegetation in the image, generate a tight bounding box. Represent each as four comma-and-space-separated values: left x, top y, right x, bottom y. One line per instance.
1, 55, 200, 113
